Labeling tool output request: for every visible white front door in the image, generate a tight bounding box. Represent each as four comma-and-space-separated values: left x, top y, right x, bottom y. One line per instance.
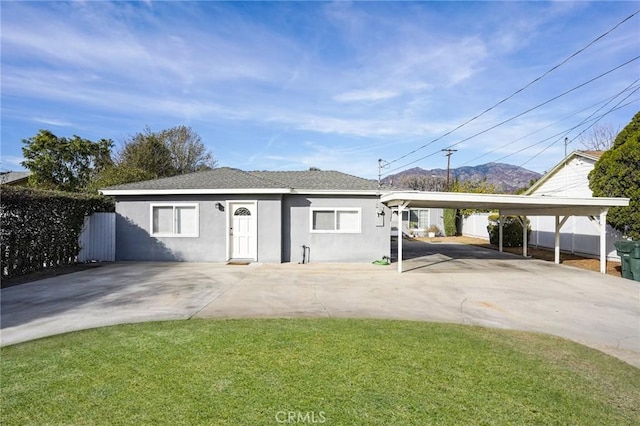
230, 203, 257, 259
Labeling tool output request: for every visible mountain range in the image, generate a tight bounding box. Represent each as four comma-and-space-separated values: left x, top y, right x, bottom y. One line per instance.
385, 162, 542, 193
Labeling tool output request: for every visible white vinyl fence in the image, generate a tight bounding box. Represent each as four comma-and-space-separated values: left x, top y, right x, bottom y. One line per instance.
462, 213, 490, 240
463, 212, 621, 260
78, 212, 115, 262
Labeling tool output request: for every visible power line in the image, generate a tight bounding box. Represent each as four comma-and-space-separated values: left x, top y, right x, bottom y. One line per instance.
519, 92, 640, 168
486, 98, 637, 165
382, 56, 639, 177
384, 8, 640, 167
459, 77, 640, 167
456, 92, 632, 167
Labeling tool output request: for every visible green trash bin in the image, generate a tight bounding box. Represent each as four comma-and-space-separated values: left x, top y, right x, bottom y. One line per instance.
615, 241, 640, 281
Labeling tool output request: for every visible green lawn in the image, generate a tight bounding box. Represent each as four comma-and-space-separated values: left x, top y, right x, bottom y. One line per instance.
2, 319, 639, 425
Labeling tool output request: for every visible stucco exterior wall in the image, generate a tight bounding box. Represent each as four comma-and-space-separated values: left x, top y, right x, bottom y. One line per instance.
256, 197, 282, 263
115, 194, 282, 262
283, 195, 391, 263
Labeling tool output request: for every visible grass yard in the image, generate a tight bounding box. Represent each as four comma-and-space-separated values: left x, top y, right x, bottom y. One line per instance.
2, 319, 639, 425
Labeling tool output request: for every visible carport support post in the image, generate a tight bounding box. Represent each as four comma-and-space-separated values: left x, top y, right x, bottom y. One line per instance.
397, 202, 410, 273
498, 213, 504, 252
516, 216, 528, 257
554, 215, 570, 264
599, 210, 607, 274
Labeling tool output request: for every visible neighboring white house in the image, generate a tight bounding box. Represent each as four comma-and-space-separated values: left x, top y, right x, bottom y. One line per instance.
525, 150, 624, 260
390, 207, 445, 237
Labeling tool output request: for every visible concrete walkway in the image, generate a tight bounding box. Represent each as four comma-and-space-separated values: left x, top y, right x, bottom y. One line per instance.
2, 242, 639, 367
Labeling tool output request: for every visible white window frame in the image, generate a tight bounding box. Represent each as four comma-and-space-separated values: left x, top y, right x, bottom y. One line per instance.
409, 208, 430, 229
310, 207, 361, 233
150, 203, 199, 237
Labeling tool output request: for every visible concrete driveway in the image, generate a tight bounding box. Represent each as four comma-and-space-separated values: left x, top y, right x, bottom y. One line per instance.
2, 240, 639, 367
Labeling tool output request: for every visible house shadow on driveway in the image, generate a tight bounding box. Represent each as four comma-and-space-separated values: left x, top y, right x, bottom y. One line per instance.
1, 217, 185, 331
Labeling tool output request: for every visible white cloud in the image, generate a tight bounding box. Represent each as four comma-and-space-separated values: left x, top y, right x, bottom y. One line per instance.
1, 1, 637, 178
0, 156, 26, 170
333, 89, 399, 103
262, 144, 380, 178
32, 117, 73, 127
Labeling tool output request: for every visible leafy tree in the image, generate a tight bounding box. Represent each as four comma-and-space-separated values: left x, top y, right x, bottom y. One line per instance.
395, 174, 446, 191
516, 178, 540, 195
451, 178, 498, 195
444, 178, 500, 236
118, 127, 175, 178
87, 165, 156, 193
21, 130, 113, 192
116, 126, 216, 179
588, 112, 640, 239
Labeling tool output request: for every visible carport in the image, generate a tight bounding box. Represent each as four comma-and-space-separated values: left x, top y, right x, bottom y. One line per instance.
381, 191, 630, 274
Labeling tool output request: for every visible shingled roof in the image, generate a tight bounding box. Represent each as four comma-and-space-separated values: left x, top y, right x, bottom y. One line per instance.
249, 170, 379, 190
101, 167, 379, 194
0, 171, 31, 185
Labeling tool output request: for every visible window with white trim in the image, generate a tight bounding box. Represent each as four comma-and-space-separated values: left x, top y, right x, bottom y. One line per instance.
409, 208, 430, 229
150, 203, 199, 237
311, 208, 361, 233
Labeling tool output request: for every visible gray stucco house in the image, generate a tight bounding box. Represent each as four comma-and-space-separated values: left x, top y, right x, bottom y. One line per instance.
101, 167, 391, 263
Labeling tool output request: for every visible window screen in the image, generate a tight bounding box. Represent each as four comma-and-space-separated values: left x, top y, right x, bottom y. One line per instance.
410, 209, 430, 229
175, 206, 197, 235
151, 204, 198, 237
311, 208, 360, 233
336, 210, 359, 231
153, 206, 173, 234
313, 210, 335, 231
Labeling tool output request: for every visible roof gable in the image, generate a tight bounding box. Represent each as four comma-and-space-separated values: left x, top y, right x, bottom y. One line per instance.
525, 150, 603, 195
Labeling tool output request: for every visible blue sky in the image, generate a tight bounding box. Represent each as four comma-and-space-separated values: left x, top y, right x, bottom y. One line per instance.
2, 1, 639, 180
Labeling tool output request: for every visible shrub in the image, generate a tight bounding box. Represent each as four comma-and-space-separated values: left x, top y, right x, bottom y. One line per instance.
427, 225, 441, 236
1, 186, 114, 277
443, 209, 457, 236
487, 215, 531, 247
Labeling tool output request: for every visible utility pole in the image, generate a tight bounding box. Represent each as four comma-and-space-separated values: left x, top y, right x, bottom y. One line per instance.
564, 137, 569, 197
442, 149, 457, 191
377, 158, 389, 188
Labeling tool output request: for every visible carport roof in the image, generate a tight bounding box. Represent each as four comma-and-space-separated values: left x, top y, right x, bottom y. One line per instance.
380, 191, 629, 216
383, 191, 630, 275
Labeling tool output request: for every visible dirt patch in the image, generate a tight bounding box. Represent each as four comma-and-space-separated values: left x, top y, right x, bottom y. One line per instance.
1, 263, 107, 289
414, 236, 623, 277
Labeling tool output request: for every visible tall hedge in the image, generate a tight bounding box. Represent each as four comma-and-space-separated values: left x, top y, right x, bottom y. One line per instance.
588, 111, 640, 240
1, 186, 114, 277
443, 209, 458, 236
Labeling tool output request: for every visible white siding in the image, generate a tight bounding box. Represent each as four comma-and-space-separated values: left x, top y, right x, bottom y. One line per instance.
531, 156, 596, 197
529, 154, 621, 260
78, 213, 115, 262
